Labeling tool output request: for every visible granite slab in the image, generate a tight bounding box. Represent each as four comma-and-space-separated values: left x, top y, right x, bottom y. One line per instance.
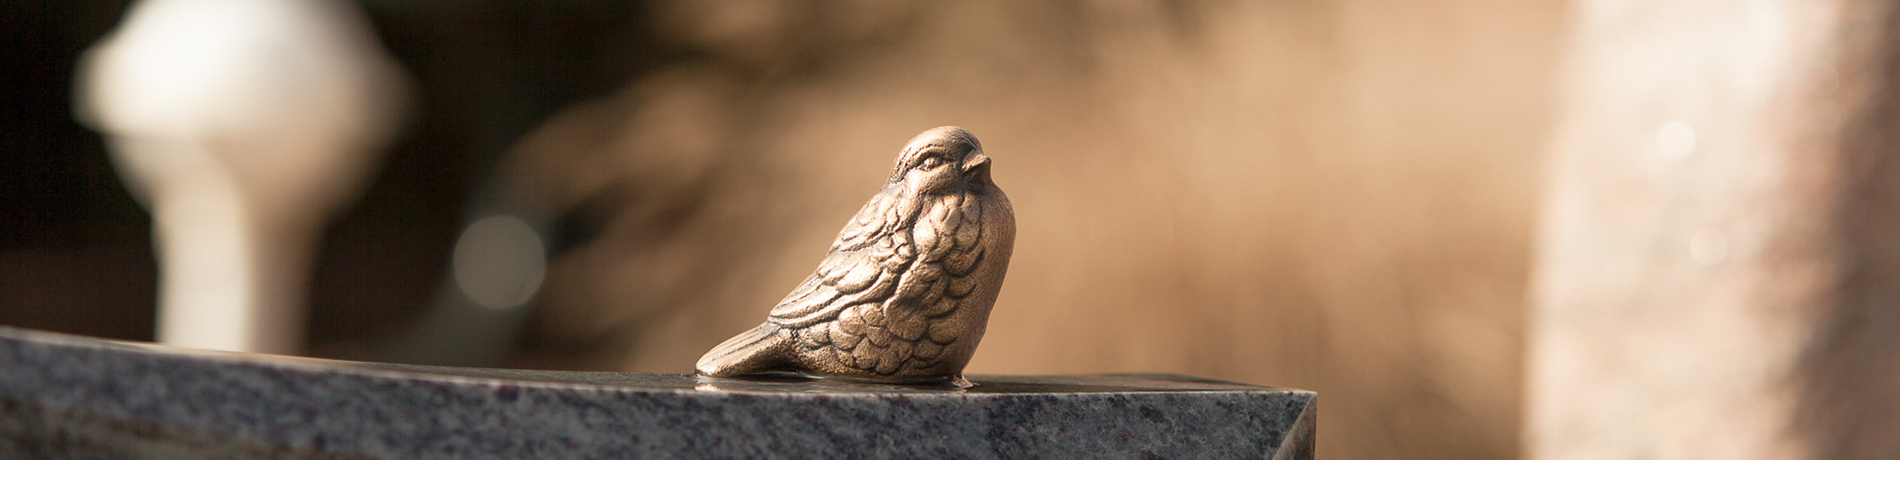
0, 326, 1316, 459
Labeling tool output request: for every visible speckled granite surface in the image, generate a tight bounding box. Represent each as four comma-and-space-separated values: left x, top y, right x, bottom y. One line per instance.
0, 326, 1315, 459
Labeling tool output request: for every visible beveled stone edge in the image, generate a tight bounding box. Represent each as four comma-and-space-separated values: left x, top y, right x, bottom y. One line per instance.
1272, 394, 1319, 459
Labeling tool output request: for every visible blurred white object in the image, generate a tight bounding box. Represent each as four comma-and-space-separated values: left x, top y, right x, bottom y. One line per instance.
75, 0, 411, 353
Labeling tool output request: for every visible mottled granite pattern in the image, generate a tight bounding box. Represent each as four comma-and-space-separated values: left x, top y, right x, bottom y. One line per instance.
0, 326, 1315, 459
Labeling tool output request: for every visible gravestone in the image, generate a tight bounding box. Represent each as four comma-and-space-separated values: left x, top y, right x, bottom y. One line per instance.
0, 326, 1315, 459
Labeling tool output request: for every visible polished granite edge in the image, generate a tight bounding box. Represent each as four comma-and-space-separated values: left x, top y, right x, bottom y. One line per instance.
0, 326, 1317, 459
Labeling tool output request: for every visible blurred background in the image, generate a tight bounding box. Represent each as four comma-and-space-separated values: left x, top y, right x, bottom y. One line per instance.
4, 0, 1895, 459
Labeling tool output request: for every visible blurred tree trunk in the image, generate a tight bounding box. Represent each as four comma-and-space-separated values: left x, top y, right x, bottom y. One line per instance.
1529, 0, 1900, 458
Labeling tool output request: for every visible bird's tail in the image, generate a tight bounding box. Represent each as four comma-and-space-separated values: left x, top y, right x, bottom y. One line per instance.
695, 323, 795, 377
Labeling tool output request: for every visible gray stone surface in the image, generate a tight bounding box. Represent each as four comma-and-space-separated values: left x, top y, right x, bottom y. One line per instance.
0, 326, 1315, 459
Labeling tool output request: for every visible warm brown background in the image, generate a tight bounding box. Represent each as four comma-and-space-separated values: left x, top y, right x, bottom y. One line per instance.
18, 0, 1900, 460
1, 0, 1568, 459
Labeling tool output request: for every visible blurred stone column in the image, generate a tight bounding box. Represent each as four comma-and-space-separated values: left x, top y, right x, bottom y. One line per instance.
76, 0, 409, 354
1529, 0, 1900, 458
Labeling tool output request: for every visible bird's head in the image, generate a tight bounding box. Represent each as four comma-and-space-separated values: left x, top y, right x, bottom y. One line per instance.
890, 126, 991, 194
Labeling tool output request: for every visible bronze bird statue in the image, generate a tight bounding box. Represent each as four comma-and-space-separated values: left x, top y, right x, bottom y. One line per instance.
696, 126, 1014, 386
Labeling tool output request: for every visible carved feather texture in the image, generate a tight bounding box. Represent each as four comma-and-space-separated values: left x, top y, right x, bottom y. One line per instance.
762, 191, 984, 375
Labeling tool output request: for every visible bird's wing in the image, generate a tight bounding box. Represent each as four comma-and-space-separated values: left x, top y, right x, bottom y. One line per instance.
786, 192, 989, 375
766, 187, 912, 328
831, 184, 901, 252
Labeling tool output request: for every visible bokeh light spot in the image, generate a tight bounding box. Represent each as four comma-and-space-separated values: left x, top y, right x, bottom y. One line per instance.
1690, 230, 1727, 265
1657, 121, 1697, 161
453, 216, 546, 309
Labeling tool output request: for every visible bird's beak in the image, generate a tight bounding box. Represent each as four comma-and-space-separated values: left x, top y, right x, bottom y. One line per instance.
962, 154, 991, 176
